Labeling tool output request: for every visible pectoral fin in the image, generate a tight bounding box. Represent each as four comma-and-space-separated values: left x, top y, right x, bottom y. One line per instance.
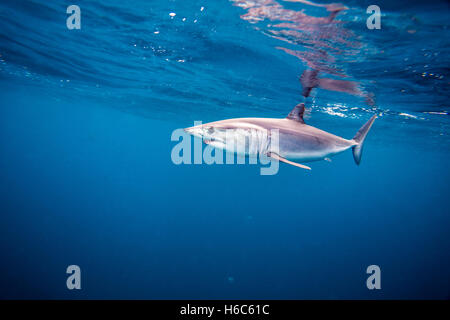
267, 152, 311, 170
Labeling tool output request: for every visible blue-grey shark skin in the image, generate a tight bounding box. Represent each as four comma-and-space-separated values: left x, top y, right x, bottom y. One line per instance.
185, 103, 376, 169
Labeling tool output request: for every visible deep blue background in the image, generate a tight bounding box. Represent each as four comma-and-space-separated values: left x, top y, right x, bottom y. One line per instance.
0, 0, 449, 299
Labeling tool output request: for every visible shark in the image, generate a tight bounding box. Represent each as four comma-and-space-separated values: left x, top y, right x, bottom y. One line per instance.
184, 103, 376, 170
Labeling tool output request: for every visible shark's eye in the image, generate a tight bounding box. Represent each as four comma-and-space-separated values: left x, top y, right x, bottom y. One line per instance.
207, 127, 215, 134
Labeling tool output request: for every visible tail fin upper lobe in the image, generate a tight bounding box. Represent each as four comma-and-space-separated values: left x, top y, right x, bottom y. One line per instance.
352, 115, 377, 165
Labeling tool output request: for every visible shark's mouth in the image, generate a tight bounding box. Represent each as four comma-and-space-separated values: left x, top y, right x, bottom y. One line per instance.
203, 137, 225, 148
203, 136, 223, 143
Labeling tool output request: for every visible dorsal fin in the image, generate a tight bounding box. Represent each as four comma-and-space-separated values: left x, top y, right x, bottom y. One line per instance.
286, 103, 305, 123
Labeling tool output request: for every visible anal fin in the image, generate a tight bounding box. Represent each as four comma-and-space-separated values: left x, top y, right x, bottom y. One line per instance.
267, 152, 311, 170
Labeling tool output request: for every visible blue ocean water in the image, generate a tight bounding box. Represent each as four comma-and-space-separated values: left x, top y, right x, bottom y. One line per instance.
0, 0, 449, 299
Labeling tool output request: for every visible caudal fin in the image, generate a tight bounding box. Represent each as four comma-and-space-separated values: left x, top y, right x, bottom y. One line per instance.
352, 115, 377, 165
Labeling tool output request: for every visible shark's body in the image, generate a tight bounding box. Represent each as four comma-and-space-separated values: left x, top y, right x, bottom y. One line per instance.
185, 103, 376, 170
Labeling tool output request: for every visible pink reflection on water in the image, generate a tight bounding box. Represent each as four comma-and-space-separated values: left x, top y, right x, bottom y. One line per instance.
231, 0, 373, 104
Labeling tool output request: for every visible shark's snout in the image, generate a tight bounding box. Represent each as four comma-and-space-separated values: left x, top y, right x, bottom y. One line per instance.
184, 125, 203, 138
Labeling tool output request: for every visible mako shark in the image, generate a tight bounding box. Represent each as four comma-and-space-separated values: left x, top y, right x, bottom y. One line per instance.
184, 103, 376, 170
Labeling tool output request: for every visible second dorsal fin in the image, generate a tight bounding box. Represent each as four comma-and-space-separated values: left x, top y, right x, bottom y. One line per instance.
286, 103, 305, 123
